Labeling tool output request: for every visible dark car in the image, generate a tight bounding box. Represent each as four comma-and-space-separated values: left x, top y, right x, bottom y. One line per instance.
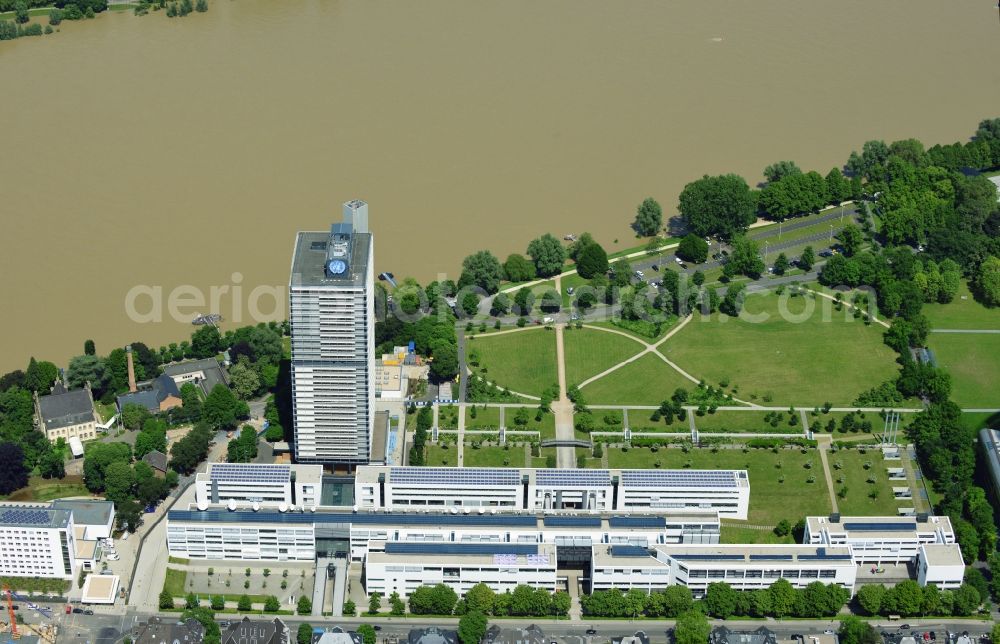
83, 609, 94, 616
586, 629, 598, 636
373, 626, 382, 632
819, 249, 833, 257
901, 624, 911, 630
72, 608, 84, 614
651, 264, 659, 271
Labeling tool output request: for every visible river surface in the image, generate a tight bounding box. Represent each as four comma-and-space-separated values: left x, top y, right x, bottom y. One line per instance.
1, 0, 998, 372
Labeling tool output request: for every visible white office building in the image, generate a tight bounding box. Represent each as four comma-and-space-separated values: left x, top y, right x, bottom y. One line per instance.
804, 514, 956, 564
289, 200, 375, 466
591, 544, 858, 597
355, 466, 750, 519
0, 505, 77, 580
365, 542, 558, 598
194, 463, 323, 510
916, 544, 965, 589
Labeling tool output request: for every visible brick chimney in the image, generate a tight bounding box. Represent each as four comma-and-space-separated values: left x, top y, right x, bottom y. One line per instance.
126, 345, 137, 393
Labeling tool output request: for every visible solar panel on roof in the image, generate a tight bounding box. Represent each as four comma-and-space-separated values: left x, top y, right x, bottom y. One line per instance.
535, 469, 611, 487
748, 554, 793, 561
610, 545, 651, 558
609, 516, 666, 528
798, 554, 853, 561
209, 463, 291, 483
672, 554, 746, 561
388, 467, 520, 486
842, 522, 917, 532
543, 516, 602, 527
383, 542, 538, 556
0, 508, 55, 526
619, 470, 741, 488
168, 510, 538, 527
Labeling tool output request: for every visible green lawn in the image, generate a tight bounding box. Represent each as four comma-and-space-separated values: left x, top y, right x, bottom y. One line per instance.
464, 444, 525, 468
563, 327, 645, 386
693, 410, 802, 434
465, 405, 501, 429
560, 273, 591, 309
425, 443, 458, 467
829, 450, 903, 516
438, 405, 460, 429
923, 281, 1000, 330
661, 291, 898, 406
505, 406, 556, 439
606, 447, 832, 525
927, 333, 1000, 408
467, 329, 557, 397
163, 568, 188, 597
720, 525, 795, 545
5, 475, 89, 502
581, 353, 691, 405
959, 411, 999, 433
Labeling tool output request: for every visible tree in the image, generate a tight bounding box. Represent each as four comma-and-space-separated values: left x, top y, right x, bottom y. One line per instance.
458, 610, 488, 644
703, 582, 737, 618
768, 578, 797, 618
720, 282, 746, 317
24, 357, 58, 394
678, 174, 756, 240
67, 354, 108, 391
459, 251, 504, 294
296, 624, 313, 644
357, 625, 376, 644
428, 341, 458, 382
724, 235, 765, 279
673, 610, 710, 644
490, 292, 511, 316
773, 252, 789, 275
633, 197, 663, 236
773, 519, 791, 536
855, 583, 886, 615
191, 326, 223, 359
343, 599, 356, 616
211, 595, 225, 610
263, 596, 280, 612
825, 167, 852, 204
977, 255, 1000, 306
237, 595, 252, 611
389, 591, 405, 615
103, 461, 136, 503
368, 593, 381, 615
677, 234, 709, 263
763, 160, 801, 183
502, 253, 536, 283
223, 360, 256, 401
692, 270, 705, 287
296, 596, 312, 615
526, 234, 566, 277
800, 246, 816, 271
159, 590, 174, 610
83, 441, 132, 492
838, 616, 880, 644
195, 0, 207, 11
120, 403, 150, 431
13, 1, 28, 23
888, 580, 923, 616
576, 240, 609, 279
202, 384, 241, 430
464, 582, 496, 614
837, 223, 864, 257
38, 448, 65, 479
461, 292, 480, 317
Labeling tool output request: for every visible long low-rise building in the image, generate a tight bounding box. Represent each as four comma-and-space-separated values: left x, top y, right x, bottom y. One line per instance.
804, 514, 955, 564
195, 463, 323, 510
355, 466, 750, 519
591, 544, 858, 597
365, 542, 559, 598
166, 507, 722, 562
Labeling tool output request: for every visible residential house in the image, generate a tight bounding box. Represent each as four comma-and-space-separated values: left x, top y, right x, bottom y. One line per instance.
162, 358, 229, 396
407, 628, 458, 644
710, 627, 779, 644
220, 617, 289, 644
116, 374, 182, 414
143, 450, 169, 476
133, 616, 204, 644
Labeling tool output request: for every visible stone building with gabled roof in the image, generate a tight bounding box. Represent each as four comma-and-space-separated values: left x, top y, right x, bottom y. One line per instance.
35, 380, 98, 442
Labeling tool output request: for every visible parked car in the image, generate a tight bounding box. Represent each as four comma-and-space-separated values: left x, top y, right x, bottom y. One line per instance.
650, 264, 659, 271
566, 287, 574, 295
586, 629, 598, 636
72, 608, 84, 614
107, 554, 120, 561
121, 532, 129, 541
674, 256, 683, 264
83, 609, 94, 616
900, 624, 911, 630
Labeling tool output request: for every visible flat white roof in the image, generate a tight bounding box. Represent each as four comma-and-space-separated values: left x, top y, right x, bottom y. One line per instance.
81, 574, 119, 604
920, 543, 964, 567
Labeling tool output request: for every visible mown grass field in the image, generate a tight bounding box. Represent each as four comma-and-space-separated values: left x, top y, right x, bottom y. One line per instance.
504, 406, 556, 438
464, 444, 525, 468
467, 328, 557, 397
693, 410, 802, 434
581, 352, 691, 405
563, 327, 644, 386
424, 443, 458, 467
606, 446, 832, 525
465, 405, 501, 429
661, 291, 898, 406
438, 405, 460, 429
829, 449, 903, 516
5, 475, 90, 502
923, 281, 1000, 330
927, 333, 1000, 408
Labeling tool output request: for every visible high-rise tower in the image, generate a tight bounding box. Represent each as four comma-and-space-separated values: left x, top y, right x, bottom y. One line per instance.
288, 200, 374, 465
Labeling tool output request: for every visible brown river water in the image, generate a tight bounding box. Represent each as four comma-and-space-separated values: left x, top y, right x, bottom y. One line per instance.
1, 0, 998, 372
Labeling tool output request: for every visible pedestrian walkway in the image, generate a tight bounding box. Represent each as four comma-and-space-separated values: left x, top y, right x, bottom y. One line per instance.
900, 443, 928, 514
456, 404, 466, 466
816, 435, 839, 514
553, 323, 575, 468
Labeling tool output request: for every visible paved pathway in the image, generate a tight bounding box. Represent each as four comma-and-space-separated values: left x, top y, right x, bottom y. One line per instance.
900, 443, 928, 514
456, 403, 466, 466
553, 323, 576, 468
816, 435, 839, 514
